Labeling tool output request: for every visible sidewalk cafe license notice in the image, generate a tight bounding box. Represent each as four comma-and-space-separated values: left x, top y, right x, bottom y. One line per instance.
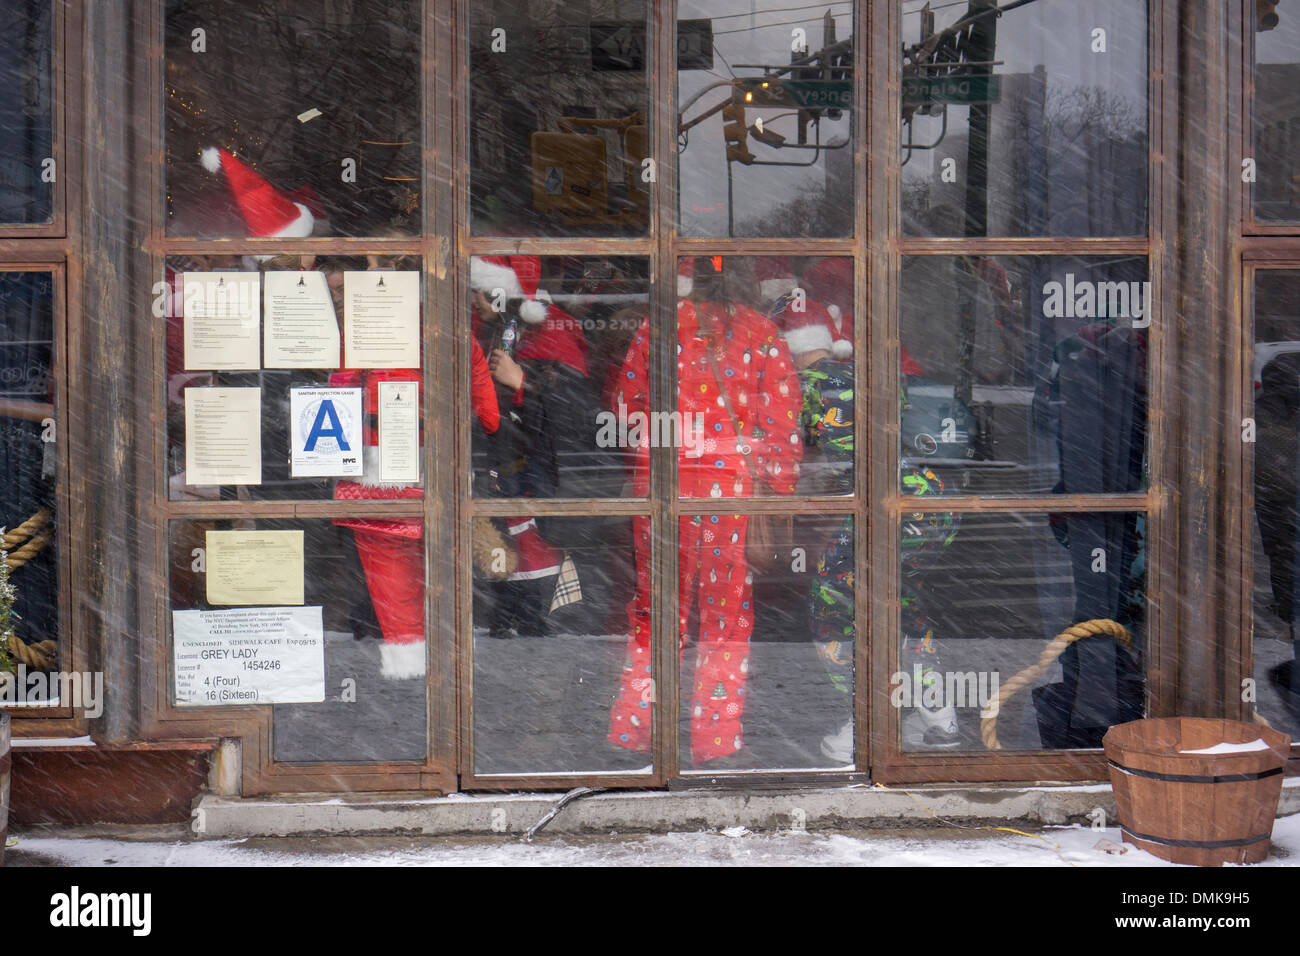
173, 605, 325, 705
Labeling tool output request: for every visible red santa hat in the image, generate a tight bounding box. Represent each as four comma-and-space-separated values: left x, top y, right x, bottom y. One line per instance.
755, 255, 796, 304
470, 255, 549, 324
781, 300, 837, 358
200, 147, 316, 238
801, 258, 854, 359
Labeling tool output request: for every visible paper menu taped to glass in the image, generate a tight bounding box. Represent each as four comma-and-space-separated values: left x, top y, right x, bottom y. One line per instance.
183, 272, 261, 370
205, 529, 305, 606
184, 387, 261, 486
344, 270, 420, 368
290, 387, 363, 477
378, 380, 419, 483
172, 605, 325, 706
264, 270, 340, 369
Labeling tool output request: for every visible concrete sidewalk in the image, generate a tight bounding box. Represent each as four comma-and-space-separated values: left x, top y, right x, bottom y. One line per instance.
186, 778, 1300, 840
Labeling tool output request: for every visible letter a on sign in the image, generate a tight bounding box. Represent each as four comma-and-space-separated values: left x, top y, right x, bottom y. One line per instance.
305, 400, 350, 452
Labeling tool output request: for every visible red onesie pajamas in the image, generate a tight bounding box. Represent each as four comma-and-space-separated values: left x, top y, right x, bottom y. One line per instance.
608, 298, 803, 764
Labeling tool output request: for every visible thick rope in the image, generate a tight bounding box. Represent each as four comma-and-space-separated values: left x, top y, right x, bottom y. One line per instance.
1, 508, 50, 550
981, 618, 1132, 751
6, 634, 57, 670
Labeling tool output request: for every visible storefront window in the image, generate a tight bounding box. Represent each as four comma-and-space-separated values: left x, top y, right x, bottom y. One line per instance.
677, 1, 853, 239
1251, 269, 1300, 738
0, 272, 58, 698
169, 516, 427, 762
469, 255, 649, 501
165, 255, 423, 501
676, 256, 854, 499
902, 0, 1147, 238
899, 509, 1146, 753
165, 0, 422, 238
901, 255, 1149, 496
472, 516, 647, 775
0, 0, 54, 226
675, 514, 854, 770
469, 0, 649, 237
1252, 0, 1300, 222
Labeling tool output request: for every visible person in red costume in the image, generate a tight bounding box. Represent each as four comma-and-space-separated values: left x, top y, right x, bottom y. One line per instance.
607, 257, 804, 766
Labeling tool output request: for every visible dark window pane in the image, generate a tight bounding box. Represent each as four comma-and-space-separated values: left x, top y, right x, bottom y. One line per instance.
902, 0, 1147, 238
0, 272, 58, 694
469, 1, 649, 237
899, 510, 1146, 752
1253, 1, 1300, 221
673, 256, 853, 498
166, 254, 424, 501
169, 518, 427, 762
470, 255, 649, 500
678, 2, 853, 238
901, 255, 1148, 496
0, 1, 54, 225
473, 516, 648, 775
673, 515, 855, 771
1252, 270, 1300, 737
165, 0, 421, 238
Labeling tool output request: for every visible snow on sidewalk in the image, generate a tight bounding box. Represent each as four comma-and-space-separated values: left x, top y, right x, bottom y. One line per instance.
10, 813, 1300, 867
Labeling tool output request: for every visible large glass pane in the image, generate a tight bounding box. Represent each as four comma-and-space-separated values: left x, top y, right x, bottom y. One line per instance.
169, 517, 427, 763
1252, 270, 1300, 737
0, 272, 58, 702
1253, 0, 1300, 222
897, 508, 1146, 752
473, 515, 647, 775
669, 515, 855, 772
900, 255, 1148, 496
678, 1, 853, 238
470, 255, 649, 500
166, 254, 423, 501
902, 0, 1147, 237
0, 0, 54, 224
469, 1, 649, 237
674, 256, 853, 499
165, 0, 421, 237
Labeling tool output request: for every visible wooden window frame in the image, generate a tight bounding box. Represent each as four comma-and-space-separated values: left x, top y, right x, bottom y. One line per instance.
3, 0, 85, 737
125, 0, 1197, 792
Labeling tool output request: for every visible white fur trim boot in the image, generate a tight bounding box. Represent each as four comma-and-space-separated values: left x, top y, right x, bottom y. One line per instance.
380, 640, 426, 680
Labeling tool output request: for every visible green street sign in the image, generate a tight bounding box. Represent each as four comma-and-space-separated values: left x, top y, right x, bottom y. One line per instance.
902, 74, 1002, 106
733, 78, 852, 110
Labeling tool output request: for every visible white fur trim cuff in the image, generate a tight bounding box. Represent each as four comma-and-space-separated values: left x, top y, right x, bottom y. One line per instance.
380, 641, 426, 680
470, 258, 523, 297
783, 323, 834, 356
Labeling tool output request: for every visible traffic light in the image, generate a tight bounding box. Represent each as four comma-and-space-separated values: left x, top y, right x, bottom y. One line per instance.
1258, 0, 1280, 31
722, 103, 755, 164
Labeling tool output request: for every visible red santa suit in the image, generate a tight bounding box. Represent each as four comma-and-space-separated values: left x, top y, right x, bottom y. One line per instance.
608, 296, 803, 764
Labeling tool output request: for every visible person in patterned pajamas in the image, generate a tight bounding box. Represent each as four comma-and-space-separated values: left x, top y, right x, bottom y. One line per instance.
607, 258, 803, 766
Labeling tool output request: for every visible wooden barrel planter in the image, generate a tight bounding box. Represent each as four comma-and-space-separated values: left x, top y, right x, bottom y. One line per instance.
0, 712, 9, 867
1104, 717, 1291, 866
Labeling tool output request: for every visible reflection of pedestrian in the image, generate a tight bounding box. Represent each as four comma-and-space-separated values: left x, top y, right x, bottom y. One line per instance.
1255, 353, 1300, 706
607, 257, 803, 766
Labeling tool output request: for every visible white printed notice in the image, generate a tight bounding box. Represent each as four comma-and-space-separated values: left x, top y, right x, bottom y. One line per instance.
172, 605, 325, 706
184, 387, 261, 486
264, 270, 340, 369
183, 272, 261, 370
344, 270, 420, 368
290, 387, 363, 477
378, 380, 419, 483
